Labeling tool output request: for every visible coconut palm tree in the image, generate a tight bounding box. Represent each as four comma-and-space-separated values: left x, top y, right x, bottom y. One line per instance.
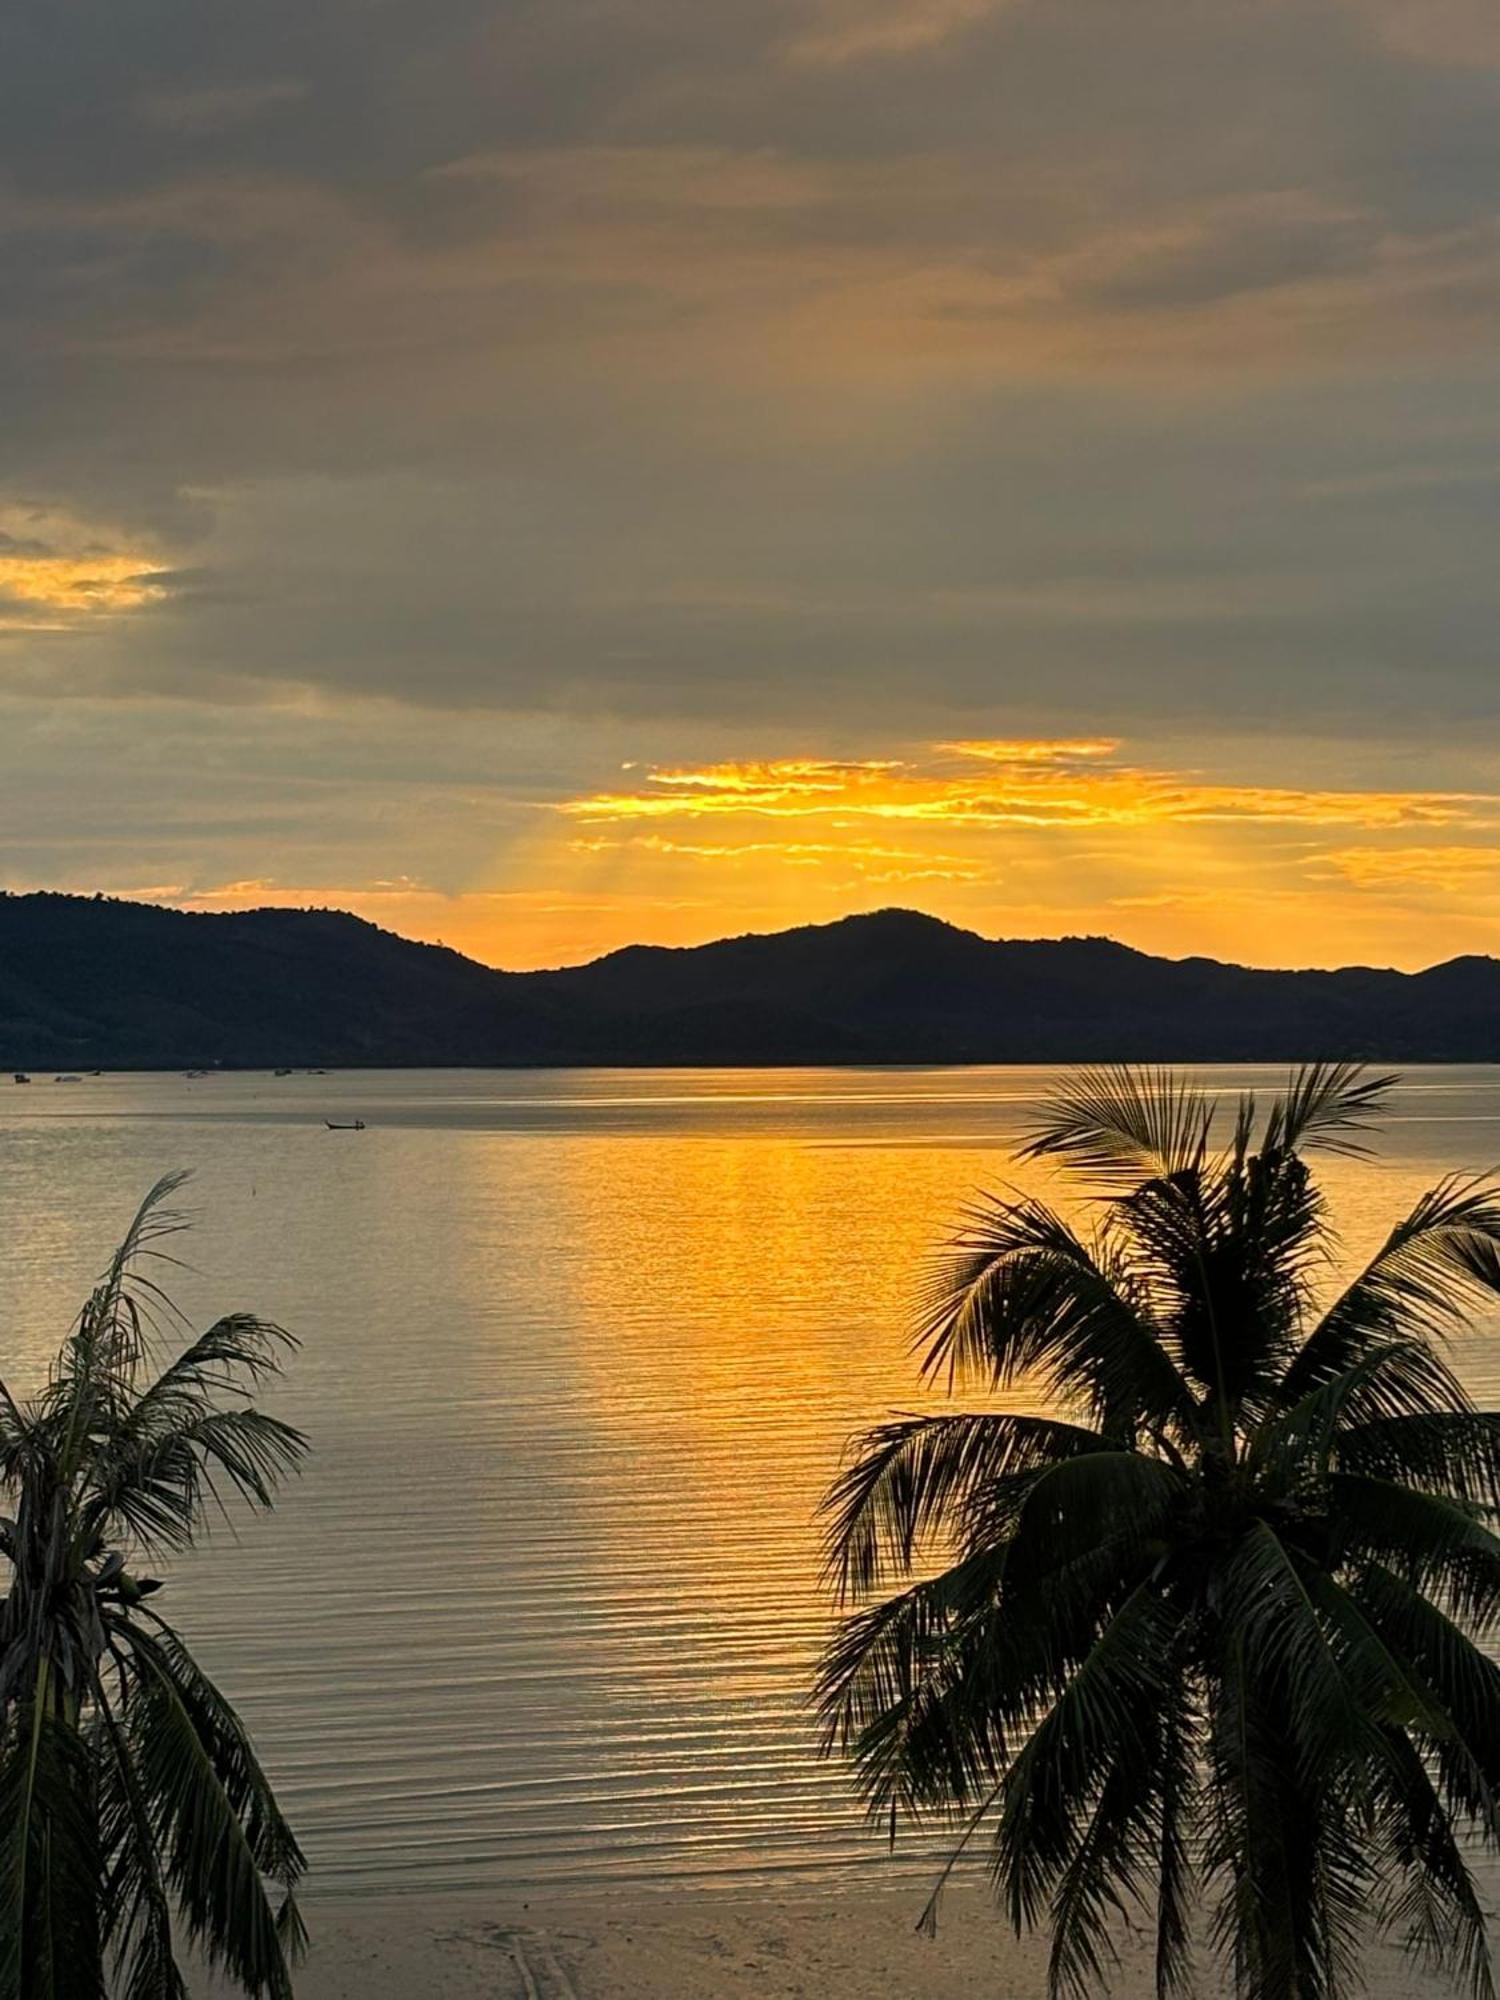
0, 1174, 308, 2000
819, 1063, 1500, 2000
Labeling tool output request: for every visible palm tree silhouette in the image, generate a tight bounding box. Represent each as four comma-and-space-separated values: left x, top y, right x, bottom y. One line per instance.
820, 1064, 1500, 2000
0, 1174, 308, 2000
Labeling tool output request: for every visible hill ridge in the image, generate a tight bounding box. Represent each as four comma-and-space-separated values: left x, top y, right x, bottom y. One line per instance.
0, 892, 1496, 1068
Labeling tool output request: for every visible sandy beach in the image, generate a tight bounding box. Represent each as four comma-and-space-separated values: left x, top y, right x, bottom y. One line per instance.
194, 1881, 1442, 1999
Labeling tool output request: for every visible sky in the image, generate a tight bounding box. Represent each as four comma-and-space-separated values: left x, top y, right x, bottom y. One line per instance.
5, 0, 1500, 971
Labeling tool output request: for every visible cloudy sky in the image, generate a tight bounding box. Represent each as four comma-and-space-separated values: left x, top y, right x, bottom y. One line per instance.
6, 0, 1500, 968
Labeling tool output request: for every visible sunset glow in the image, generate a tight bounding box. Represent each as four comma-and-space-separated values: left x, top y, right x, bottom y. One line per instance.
3, 0, 1499, 975
116, 731, 1500, 973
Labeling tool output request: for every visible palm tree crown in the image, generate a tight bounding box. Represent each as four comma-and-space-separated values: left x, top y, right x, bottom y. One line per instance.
819, 1064, 1500, 2000
0, 1175, 309, 2000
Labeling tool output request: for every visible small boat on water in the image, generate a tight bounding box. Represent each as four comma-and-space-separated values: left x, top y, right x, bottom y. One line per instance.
325, 1118, 366, 1131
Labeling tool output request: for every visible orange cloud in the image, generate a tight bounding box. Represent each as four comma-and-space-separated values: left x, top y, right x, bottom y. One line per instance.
562, 742, 1492, 833
112, 744, 1500, 977
0, 506, 168, 631
569, 832, 988, 881
939, 737, 1121, 764
1314, 845, 1500, 894
0, 554, 165, 619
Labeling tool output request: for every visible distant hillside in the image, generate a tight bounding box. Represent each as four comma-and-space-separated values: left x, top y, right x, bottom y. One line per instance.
2, 892, 1499, 1068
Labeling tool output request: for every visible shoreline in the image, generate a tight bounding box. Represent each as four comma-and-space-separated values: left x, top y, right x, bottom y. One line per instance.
195, 1880, 1443, 1998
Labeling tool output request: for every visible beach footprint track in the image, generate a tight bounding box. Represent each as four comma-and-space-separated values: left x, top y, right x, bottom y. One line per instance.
469, 1923, 584, 2000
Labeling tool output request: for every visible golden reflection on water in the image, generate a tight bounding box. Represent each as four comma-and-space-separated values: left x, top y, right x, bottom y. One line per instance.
3, 1066, 1500, 1895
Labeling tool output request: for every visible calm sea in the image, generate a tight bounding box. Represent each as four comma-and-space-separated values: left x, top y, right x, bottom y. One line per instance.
3, 1065, 1499, 1900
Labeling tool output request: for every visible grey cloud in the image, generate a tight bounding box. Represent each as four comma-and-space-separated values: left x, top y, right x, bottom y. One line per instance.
1061, 206, 1384, 311
1, 0, 1500, 751
6, 373, 1493, 741
135, 79, 312, 136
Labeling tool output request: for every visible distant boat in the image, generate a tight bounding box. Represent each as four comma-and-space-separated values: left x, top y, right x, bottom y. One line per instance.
12, 1072, 30, 1084
325, 1118, 366, 1131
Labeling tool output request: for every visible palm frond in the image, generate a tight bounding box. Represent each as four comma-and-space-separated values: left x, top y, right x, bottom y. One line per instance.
1339, 1409, 1500, 1511
1018, 1066, 1215, 1188
1329, 1475, 1500, 1628
95, 1684, 188, 2000
820, 1530, 1155, 1833
1218, 1521, 1379, 1780
992, 1585, 1181, 1937
823, 1411, 1111, 1599
1350, 1563, 1500, 1818
86, 1404, 307, 1557
1045, 1748, 1155, 2000
1369, 1726, 1495, 2000
986, 1448, 1185, 1614
59, 1175, 195, 1384
1261, 1063, 1398, 1160
1254, 1341, 1475, 1488
1295, 1568, 1454, 1744
121, 1627, 300, 2000
817, 1553, 1010, 1825
915, 1195, 1196, 1438
127, 1620, 306, 1895
1205, 1630, 1369, 2000
1280, 1176, 1500, 1404
1116, 1148, 1327, 1413
0, 1685, 103, 2000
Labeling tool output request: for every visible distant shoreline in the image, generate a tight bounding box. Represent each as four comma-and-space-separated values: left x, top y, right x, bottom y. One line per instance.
13, 1056, 1500, 1075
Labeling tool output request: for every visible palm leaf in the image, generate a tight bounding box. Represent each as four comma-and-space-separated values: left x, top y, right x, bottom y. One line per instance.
1350, 1563, 1500, 1823
992, 1584, 1181, 1935
95, 1684, 188, 2000
1018, 1066, 1215, 1188
121, 1631, 298, 2000
1255, 1341, 1476, 1488
1261, 1063, 1398, 1160
915, 1195, 1197, 1438
1339, 1409, 1500, 1510
818, 1554, 1009, 1824
1368, 1726, 1494, 2000
86, 1405, 307, 1556
1329, 1475, 1500, 1628
823, 1411, 1111, 1599
0, 1682, 103, 2000
1280, 1177, 1500, 1404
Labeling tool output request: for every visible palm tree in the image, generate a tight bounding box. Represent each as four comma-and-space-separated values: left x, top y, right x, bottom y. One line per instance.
0, 1174, 309, 2000
819, 1063, 1500, 2000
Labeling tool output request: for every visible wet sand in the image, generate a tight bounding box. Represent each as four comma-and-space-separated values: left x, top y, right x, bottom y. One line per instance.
198, 1881, 1446, 1998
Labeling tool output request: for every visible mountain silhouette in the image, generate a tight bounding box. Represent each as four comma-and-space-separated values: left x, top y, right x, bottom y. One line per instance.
2, 892, 1497, 1068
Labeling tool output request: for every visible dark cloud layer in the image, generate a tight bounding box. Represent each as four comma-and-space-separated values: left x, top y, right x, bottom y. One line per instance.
4, 0, 1500, 736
